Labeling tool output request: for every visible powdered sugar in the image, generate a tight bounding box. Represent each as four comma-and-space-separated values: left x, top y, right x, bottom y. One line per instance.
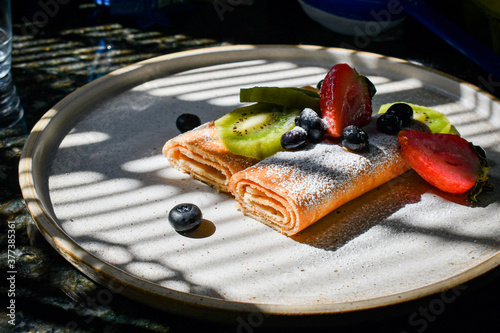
252, 123, 403, 209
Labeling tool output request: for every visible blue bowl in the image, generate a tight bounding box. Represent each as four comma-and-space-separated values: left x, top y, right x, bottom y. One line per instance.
298, 0, 407, 36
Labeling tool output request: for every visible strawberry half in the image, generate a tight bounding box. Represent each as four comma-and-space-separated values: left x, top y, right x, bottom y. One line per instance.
319, 63, 373, 137
398, 130, 492, 202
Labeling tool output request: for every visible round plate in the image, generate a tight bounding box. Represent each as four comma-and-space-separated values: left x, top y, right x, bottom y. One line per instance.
19, 45, 500, 322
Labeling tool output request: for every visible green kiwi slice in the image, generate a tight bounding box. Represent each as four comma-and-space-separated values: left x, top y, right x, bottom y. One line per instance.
378, 102, 459, 134
215, 103, 301, 160
240, 87, 320, 113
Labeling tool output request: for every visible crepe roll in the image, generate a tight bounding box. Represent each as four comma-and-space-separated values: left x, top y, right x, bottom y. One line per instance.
228, 124, 411, 236
163, 122, 259, 192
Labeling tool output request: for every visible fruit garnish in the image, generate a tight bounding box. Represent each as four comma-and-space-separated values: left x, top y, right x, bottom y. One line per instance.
215, 103, 300, 160
319, 63, 374, 137
379, 102, 459, 134
176, 113, 201, 133
295, 108, 326, 143
281, 126, 308, 150
341, 125, 369, 152
364, 76, 377, 98
240, 87, 320, 113
168, 203, 203, 232
385, 102, 413, 126
377, 113, 402, 135
301, 85, 319, 93
398, 130, 492, 202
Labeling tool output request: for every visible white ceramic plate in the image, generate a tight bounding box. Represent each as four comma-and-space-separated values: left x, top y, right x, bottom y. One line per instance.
20, 45, 500, 322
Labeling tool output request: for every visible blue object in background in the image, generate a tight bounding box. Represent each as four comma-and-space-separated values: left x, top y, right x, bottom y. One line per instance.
298, 0, 500, 80
400, 0, 500, 81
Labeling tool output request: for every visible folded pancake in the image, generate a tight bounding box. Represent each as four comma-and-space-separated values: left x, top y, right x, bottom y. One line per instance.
228, 124, 411, 236
163, 122, 259, 192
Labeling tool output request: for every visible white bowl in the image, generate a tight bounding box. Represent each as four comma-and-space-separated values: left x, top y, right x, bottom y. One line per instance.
298, 0, 406, 36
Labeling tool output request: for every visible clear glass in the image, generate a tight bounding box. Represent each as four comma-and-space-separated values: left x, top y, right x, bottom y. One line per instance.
0, 25, 12, 78
0, 0, 24, 131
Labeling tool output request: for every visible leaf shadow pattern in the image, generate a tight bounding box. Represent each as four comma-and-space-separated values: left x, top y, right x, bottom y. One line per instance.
73, 235, 226, 300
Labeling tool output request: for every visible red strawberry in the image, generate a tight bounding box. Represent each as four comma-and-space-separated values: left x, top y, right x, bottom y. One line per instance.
398, 130, 491, 201
319, 63, 373, 137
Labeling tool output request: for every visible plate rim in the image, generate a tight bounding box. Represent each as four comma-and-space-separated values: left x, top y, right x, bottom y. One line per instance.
18, 44, 500, 321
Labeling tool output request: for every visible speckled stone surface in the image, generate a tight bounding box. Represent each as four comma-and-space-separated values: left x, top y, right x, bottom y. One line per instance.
2, 1, 500, 332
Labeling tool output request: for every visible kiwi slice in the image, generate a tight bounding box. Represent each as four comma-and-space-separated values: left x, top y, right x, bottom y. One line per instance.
240, 87, 320, 113
215, 103, 301, 160
378, 102, 459, 135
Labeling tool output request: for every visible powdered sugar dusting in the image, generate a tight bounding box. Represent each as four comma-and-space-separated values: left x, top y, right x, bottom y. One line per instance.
253, 123, 403, 210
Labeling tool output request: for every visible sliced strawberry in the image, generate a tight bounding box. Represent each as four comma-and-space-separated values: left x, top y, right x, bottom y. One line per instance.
398, 130, 491, 201
319, 63, 373, 137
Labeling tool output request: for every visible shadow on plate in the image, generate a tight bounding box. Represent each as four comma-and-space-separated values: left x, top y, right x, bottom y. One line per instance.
179, 219, 216, 238
291, 168, 494, 251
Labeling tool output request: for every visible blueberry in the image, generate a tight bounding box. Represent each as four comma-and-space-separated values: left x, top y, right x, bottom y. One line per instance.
377, 113, 402, 135
317, 79, 323, 90
295, 108, 320, 129
295, 108, 325, 143
341, 125, 369, 151
307, 126, 325, 143
281, 126, 308, 150
168, 203, 203, 232
386, 103, 413, 127
363, 76, 377, 98
176, 113, 201, 133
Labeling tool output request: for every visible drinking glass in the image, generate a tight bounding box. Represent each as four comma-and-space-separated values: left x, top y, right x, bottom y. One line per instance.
0, 0, 24, 131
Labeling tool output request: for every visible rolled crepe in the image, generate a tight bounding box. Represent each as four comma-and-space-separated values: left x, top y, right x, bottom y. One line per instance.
163, 122, 259, 192
228, 123, 411, 236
